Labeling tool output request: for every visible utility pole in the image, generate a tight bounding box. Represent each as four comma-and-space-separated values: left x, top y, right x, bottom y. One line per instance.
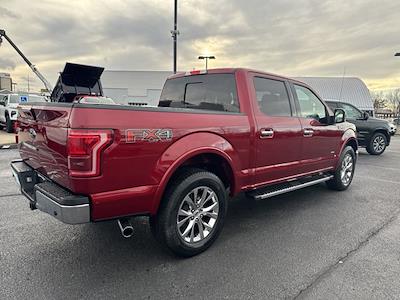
170, 0, 179, 73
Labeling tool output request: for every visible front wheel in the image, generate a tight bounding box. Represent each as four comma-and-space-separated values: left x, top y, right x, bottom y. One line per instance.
366, 132, 387, 155
326, 146, 356, 191
151, 168, 228, 257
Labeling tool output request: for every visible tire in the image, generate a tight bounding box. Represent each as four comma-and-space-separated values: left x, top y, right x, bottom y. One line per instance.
5, 114, 14, 133
326, 146, 356, 191
151, 168, 228, 257
366, 132, 387, 155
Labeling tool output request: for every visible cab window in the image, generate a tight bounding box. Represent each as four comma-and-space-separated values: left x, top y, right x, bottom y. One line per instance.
253, 77, 292, 117
340, 103, 362, 119
159, 74, 240, 113
294, 85, 326, 122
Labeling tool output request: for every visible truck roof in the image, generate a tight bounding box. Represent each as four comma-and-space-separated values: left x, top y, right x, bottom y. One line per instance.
168, 68, 307, 85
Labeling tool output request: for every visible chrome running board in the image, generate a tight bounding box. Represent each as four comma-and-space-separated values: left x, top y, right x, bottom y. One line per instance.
249, 174, 334, 200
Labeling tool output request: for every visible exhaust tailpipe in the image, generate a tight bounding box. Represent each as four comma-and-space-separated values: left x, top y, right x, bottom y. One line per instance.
117, 218, 134, 238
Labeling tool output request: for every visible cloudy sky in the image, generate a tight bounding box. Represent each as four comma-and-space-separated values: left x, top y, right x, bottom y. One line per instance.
1, 0, 399, 92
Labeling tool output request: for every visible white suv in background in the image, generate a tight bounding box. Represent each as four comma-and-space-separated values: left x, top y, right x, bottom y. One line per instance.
388, 118, 398, 136
0, 94, 48, 133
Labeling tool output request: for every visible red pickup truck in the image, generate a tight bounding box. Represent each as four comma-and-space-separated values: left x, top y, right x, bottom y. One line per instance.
11, 67, 357, 257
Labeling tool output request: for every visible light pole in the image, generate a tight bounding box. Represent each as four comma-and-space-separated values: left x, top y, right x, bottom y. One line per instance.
198, 56, 215, 71
170, 0, 179, 74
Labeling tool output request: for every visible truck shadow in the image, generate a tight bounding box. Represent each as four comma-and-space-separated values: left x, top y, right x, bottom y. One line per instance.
24, 183, 338, 297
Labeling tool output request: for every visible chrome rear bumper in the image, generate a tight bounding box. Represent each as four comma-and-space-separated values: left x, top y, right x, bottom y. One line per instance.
10, 160, 90, 224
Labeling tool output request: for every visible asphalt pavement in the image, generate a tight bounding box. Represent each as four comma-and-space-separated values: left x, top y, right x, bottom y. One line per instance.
0, 130, 16, 148
1, 137, 400, 299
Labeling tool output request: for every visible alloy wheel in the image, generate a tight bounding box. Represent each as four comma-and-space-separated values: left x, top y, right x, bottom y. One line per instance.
373, 136, 385, 153
340, 153, 354, 186
176, 186, 219, 244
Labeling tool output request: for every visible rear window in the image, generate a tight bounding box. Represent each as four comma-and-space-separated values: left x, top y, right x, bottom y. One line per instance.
159, 74, 240, 113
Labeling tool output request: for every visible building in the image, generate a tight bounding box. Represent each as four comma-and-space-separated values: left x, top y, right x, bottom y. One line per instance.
294, 77, 374, 115
101, 71, 374, 114
101, 70, 172, 106
0, 73, 12, 91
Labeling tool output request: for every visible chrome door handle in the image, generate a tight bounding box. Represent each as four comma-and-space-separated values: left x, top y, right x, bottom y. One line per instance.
303, 128, 314, 137
260, 129, 274, 139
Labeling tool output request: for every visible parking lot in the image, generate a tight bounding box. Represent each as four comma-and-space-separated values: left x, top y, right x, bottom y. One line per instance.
0, 137, 399, 299
0, 131, 16, 148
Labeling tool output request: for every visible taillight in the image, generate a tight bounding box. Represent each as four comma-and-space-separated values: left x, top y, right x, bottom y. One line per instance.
184, 70, 207, 76
67, 129, 113, 177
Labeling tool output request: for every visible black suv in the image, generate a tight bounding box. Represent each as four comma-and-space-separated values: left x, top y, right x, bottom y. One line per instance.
326, 101, 391, 155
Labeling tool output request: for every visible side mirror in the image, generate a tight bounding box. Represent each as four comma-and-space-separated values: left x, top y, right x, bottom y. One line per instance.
0, 101, 5, 106
334, 108, 346, 124
363, 111, 369, 120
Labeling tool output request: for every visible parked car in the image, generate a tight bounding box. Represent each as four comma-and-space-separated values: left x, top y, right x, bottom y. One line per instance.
386, 118, 398, 135
392, 117, 400, 125
11, 68, 357, 257
0, 93, 48, 133
325, 101, 391, 155
388, 122, 397, 136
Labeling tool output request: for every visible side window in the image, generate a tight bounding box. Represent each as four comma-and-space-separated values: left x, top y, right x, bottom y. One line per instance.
294, 85, 326, 121
326, 101, 338, 110
253, 77, 292, 116
340, 103, 362, 119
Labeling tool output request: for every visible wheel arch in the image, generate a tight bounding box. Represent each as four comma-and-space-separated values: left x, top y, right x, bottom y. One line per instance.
338, 129, 358, 164
150, 132, 240, 215
372, 129, 390, 145
345, 137, 358, 155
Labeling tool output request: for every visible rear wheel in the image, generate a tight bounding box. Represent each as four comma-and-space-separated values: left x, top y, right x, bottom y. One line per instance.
5, 114, 14, 133
151, 168, 228, 257
326, 146, 355, 191
366, 132, 387, 155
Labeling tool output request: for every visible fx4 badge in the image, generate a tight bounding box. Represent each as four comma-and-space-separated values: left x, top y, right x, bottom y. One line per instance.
126, 129, 173, 143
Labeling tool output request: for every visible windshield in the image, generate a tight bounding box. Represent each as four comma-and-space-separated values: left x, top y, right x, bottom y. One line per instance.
159, 74, 240, 113
340, 103, 362, 119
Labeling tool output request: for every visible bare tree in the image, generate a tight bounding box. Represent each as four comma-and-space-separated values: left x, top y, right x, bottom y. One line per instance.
371, 91, 387, 110
387, 89, 400, 117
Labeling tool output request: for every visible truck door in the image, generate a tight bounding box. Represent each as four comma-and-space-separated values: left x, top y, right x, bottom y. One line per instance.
337, 102, 368, 145
251, 75, 304, 186
291, 83, 341, 173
